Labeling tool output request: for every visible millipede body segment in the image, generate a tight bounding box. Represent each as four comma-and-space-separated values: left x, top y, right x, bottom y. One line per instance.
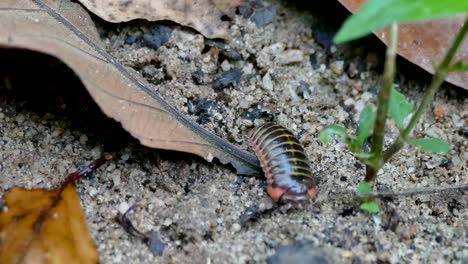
248, 123, 317, 206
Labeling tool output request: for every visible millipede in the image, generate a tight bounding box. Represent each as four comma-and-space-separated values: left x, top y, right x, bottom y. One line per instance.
248, 123, 317, 208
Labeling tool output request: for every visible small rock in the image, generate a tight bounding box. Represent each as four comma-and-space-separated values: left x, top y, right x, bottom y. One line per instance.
213, 69, 242, 91
163, 218, 173, 226
231, 223, 241, 232
330, 60, 344, 75
309, 53, 320, 70
106, 163, 116, 172
238, 6, 254, 17
239, 207, 259, 226
242, 63, 254, 75
262, 72, 273, 90
296, 81, 311, 99
15, 114, 25, 125
277, 50, 304, 65
79, 134, 88, 145
146, 230, 165, 256
425, 160, 441, 169
241, 107, 275, 123
192, 69, 204, 85
241, 119, 254, 127
433, 105, 445, 119
201, 46, 219, 74
121, 153, 130, 161
88, 187, 98, 196
221, 49, 242, 61
239, 99, 250, 109
112, 170, 122, 186
343, 98, 355, 106
251, 5, 277, 27
143, 25, 173, 49
117, 202, 130, 214
341, 251, 353, 259
187, 98, 222, 124
312, 23, 335, 48
124, 33, 140, 45
347, 62, 359, 78
220, 60, 232, 71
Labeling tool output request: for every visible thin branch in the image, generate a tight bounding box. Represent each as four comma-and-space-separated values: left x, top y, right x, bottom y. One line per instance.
357, 184, 468, 199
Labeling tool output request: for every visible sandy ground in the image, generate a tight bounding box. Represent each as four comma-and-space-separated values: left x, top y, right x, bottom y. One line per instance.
1, 0, 467, 263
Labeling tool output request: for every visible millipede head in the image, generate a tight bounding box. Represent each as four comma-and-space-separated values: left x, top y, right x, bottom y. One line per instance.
268, 183, 317, 207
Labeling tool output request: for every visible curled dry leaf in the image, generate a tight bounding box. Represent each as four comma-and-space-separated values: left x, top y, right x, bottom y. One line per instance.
0, 153, 112, 264
338, 0, 468, 90
77, 0, 244, 39
0, 185, 98, 264
0, 0, 260, 175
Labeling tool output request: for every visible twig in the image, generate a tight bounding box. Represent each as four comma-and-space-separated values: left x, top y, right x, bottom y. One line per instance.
115, 203, 165, 256
357, 184, 468, 199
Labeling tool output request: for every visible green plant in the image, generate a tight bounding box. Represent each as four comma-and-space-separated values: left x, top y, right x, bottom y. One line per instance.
319, 0, 468, 213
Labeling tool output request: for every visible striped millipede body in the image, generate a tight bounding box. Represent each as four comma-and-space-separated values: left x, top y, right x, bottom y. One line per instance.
248, 123, 317, 206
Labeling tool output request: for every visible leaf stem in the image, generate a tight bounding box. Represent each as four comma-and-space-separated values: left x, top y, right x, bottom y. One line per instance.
365, 24, 398, 182
383, 17, 468, 162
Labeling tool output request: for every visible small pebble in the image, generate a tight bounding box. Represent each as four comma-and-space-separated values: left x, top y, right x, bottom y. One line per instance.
192, 69, 205, 85
433, 105, 445, 119
241, 119, 254, 127
163, 218, 173, 226
425, 160, 441, 169
330, 60, 344, 75
143, 25, 172, 49
88, 187, 98, 196
252, 5, 277, 27
121, 153, 130, 161
231, 223, 241, 232
277, 49, 304, 65
79, 134, 88, 145
262, 73, 273, 90
296, 81, 311, 99
239, 99, 250, 109
112, 170, 122, 186
117, 202, 130, 214
220, 60, 232, 71
213, 69, 242, 91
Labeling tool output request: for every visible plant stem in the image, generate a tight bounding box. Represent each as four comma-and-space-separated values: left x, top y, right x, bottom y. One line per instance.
383, 17, 468, 162
365, 24, 398, 182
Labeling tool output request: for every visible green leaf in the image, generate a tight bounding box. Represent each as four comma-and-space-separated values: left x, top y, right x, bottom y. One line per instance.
408, 138, 449, 154
319, 125, 346, 143
450, 60, 468, 72
334, 0, 468, 43
388, 86, 414, 129
357, 181, 373, 194
360, 200, 381, 213
356, 105, 375, 145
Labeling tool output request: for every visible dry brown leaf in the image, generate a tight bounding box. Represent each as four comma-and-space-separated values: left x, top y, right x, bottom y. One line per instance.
0, 154, 112, 264
0, 0, 260, 175
0, 185, 97, 264
78, 0, 244, 39
338, 0, 468, 90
